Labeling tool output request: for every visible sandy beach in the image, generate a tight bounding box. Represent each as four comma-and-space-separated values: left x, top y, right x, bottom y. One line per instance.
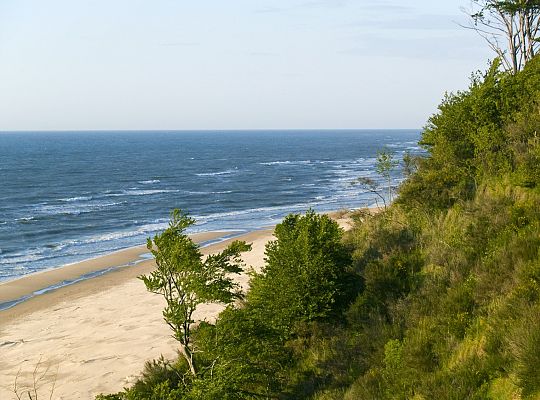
0, 228, 275, 400
0, 212, 355, 400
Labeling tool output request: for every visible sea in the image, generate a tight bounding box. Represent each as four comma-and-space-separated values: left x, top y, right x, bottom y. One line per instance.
0, 130, 421, 283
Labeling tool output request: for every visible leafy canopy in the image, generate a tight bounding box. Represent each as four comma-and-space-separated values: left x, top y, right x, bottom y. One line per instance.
248, 209, 354, 333
140, 209, 251, 375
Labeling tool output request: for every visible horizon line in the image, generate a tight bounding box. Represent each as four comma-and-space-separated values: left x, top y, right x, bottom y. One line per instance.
0, 128, 422, 133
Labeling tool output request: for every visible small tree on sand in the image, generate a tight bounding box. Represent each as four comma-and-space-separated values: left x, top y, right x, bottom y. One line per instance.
140, 209, 251, 376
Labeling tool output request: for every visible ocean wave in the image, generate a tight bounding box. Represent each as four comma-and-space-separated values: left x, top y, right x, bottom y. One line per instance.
193, 185, 384, 223
105, 189, 179, 197
60, 221, 170, 246
138, 179, 161, 184
260, 159, 364, 167
0, 221, 169, 267
259, 160, 312, 166
193, 200, 335, 223
15, 217, 35, 223
59, 196, 93, 202
0, 251, 46, 266
406, 145, 422, 151
186, 190, 233, 195
34, 201, 124, 216
196, 169, 237, 177
332, 169, 359, 175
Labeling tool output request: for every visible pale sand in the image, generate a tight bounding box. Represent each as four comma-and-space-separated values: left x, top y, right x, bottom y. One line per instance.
0, 212, 357, 400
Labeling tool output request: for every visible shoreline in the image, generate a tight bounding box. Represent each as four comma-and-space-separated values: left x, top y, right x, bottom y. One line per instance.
0, 229, 259, 322
0, 208, 364, 317
0, 230, 249, 313
0, 210, 361, 399
0, 227, 276, 399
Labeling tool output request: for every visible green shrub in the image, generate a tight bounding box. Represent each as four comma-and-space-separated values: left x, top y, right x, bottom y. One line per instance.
248, 209, 355, 333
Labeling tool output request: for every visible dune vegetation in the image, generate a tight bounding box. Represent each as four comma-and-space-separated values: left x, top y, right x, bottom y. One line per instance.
97, 55, 540, 399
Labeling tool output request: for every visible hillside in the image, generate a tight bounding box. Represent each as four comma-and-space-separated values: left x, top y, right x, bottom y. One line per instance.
98, 57, 540, 400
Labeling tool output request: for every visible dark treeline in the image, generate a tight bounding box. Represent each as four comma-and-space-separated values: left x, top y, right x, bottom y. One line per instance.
98, 56, 540, 399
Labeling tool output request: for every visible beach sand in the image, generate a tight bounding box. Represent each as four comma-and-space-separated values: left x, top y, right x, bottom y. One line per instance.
0, 212, 357, 400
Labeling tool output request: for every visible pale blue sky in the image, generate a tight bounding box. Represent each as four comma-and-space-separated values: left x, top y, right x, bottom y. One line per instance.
0, 0, 492, 130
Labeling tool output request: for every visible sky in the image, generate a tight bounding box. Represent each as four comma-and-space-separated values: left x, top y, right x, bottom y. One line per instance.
0, 0, 493, 131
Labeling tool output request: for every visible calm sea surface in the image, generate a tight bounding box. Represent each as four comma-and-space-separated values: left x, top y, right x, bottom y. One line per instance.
0, 130, 421, 282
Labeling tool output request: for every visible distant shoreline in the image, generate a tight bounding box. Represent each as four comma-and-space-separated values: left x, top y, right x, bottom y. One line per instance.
0, 230, 247, 316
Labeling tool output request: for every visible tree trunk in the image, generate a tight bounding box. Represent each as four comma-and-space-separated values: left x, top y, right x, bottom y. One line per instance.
180, 344, 197, 376
387, 175, 392, 205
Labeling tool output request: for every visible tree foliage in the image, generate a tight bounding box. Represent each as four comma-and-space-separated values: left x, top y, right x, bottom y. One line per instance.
352, 149, 399, 209
247, 210, 354, 333
99, 55, 540, 400
140, 209, 251, 376
399, 56, 540, 210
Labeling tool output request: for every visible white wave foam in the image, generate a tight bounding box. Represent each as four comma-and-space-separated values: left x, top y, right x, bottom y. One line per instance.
15, 217, 35, 222
34, 201, 124, 216
59, 196, 92, 202
259, 158, 380, 168
194, 200, 333, 223
186, 190, 233, 195
105, 189, 179, 197
0, 251, 44, 265
65, 221, 170, 246
259, 160, 312, 166
196, 169, 237, 177
138, 179, 161, 184
124, 189, 178, 196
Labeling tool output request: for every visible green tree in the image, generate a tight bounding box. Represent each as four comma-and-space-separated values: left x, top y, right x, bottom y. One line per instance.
248, 210, 353, 334
376, 149, 399, 206
353, 148, 398, 209
140, 209, 251, 376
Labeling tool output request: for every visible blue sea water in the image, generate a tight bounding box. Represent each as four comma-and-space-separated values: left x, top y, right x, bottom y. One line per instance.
0, 130, 421, 283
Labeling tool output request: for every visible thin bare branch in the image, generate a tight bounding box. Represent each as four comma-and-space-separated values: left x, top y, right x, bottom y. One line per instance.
463, 0, 540, 73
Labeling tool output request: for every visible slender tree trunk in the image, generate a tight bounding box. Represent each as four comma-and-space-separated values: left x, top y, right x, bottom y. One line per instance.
507, 15, 519, 73
387, 175, 392, 205
525, 13, 536, 59
520, 11, 527, 64
180, 345, 197, 376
